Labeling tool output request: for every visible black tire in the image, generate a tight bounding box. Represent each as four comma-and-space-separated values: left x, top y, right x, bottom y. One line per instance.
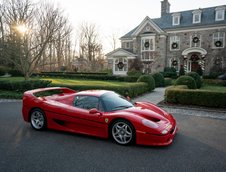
111, 119, 135, 145
30, 108, 47, 130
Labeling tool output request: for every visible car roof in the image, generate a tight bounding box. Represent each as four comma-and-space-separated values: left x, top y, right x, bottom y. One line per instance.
75, 90, 114, 97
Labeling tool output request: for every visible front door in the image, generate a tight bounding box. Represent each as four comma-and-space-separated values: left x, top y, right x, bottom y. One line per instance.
190, 54, 200, 72
191, 61, 200, 72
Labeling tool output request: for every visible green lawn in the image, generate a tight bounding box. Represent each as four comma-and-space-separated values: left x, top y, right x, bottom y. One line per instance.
201, 85, 226, 93
44, 78, 136, 87
0, 77, 136, 87
0, 77, 148, 99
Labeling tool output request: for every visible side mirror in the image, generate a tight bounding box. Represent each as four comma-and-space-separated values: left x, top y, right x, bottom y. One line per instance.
89, 108, 102, 115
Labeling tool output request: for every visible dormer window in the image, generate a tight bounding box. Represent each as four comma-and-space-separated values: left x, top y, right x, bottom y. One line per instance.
215, 7, 225, 21
172, 13, 181, 26
192, 10, 202, 24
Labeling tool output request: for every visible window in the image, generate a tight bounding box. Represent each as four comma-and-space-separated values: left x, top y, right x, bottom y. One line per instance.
170, 36, 180, 51
215, 7, 225, 21
141, 37, 155, 51
114, 58, 128, 72
125, 42, 130, 49
172, 13, 181, 26
213, 32, 225, 48
190, 34, 201, 47
192, 10, 201, 23
100, 92, 133, 112
74, 96, 99, 110
169, 58, 180, 72
122, 41, 132, 50
141, 36, 155, 61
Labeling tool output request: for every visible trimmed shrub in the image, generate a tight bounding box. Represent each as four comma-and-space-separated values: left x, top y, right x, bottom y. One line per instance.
152, 72, 164, 87
161, 67, 177, 79
0, 79, 148, 99
52, 82, 148, 98
8, 69, 23, 77
0, 91, 23, 99
127, 70, 142, 77
165, 86, 226, 108
196, 65, 203, 76
186, 72, 202, 88
0, 80, 52, 92
164, 78, 173, 86
175, 76, 197, 89
179, 65, 185, 76
0, 66, 9, 76
137, 75, 155, 91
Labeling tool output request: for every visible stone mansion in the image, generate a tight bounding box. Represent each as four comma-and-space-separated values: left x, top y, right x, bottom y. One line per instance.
106, 0, 226, 75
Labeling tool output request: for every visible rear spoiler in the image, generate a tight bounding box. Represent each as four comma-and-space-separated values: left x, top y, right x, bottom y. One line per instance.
24, 87, 76, 96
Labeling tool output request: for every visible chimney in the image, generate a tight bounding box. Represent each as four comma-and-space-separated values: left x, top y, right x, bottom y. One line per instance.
161, 0, 170, 17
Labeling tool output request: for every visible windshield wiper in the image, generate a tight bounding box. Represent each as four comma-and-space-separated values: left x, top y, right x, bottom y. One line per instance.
112, 105, 133, 111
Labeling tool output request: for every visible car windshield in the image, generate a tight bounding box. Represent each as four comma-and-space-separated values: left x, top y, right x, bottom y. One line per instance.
100, 92, 133, 112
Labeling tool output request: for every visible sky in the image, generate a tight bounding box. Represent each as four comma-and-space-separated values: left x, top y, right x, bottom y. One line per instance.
49, 0, 226, 53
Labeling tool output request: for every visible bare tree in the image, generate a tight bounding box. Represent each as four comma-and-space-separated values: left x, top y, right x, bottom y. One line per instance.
78, 22, 104, 71
0, 0, 70, 80
107, 32, 119, 51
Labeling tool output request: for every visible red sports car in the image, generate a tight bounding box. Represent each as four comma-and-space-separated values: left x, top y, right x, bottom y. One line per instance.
22, 87, 177, 146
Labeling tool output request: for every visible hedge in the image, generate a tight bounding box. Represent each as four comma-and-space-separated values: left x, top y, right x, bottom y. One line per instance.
161, 67, 177, 79
0, 80, 52, 92
164, 78, 173, 86
0, 66, 23, 77
175, 76, 197, 89
186, 72, 202, 88
0, 79, 148, 98
0, 90, 23, 99
165, 86, 226, 108
137, 75, 155, 91
49, 82, 147, 98
152, 72, 165, 87
36, 72, 139, 82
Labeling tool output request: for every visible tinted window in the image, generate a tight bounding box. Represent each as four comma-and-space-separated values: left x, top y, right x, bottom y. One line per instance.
74, 96, 99, 110
100, 92, 133, 112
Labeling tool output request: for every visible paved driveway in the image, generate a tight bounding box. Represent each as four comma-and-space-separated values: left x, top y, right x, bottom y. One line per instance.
0, 89, 226, 172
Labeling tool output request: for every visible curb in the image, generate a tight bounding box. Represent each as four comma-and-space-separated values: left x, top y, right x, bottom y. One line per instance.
0, 99, 22, 103
157, 102, 226, 114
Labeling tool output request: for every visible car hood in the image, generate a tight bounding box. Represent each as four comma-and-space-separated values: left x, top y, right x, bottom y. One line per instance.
123, 106, 169, 122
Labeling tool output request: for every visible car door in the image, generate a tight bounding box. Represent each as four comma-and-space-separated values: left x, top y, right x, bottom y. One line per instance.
69, 95, 107, 138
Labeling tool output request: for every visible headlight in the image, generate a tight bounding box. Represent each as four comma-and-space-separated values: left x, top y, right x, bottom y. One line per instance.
161, 129, 168, 134
142, 119, 158, 128
161, 124, 172, 135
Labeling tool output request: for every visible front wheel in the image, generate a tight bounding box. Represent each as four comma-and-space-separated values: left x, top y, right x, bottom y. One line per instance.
30, 109, 47, 130
111, 119, 135, 145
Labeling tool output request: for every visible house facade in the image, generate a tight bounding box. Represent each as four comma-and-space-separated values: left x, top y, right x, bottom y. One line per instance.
106, 0, 226, 75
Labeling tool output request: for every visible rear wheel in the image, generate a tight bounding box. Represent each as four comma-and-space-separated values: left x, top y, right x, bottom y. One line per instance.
111, 119, 135, 145
30, 109, 47, 130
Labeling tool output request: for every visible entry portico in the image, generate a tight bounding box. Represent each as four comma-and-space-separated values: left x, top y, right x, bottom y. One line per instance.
182, 47, 207, 72
106, 48, 136, 75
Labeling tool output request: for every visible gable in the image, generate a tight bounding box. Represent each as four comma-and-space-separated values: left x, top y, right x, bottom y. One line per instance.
121, 16, 164, 39
131, 16, 165, 36
106, 48, 136, 59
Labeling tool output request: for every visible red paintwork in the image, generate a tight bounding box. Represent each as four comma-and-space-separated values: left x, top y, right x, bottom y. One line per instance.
22, 87, 177, 146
